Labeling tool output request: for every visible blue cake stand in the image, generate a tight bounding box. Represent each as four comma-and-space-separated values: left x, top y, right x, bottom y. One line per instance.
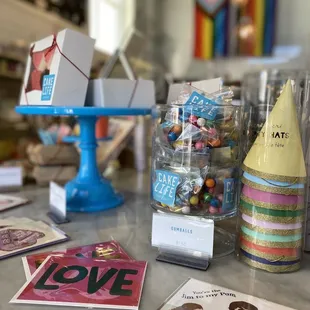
16, 106, 151, 212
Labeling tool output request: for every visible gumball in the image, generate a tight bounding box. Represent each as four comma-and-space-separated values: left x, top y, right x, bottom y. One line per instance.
208, 187, 215, 194
168, 131, 178, 141
227, 140, 236, 147
182, 206, 191, 214
195, 141, 204, 150
217, 194, 223, 202
190, 195, 199, 205
197, 118, 206, 127
171, 124, 182, 135
210, 198, 220, 207
205, 178, 216, 188
209, 139, 221, 147
209, 206, 218, 214
203, 193, 212, 203
188, 115, 198, 124
207, 127, 218, 138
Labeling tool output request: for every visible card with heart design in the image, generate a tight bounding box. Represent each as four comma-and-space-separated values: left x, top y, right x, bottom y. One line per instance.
0, 219, 68, 260
0, 194, 29, 212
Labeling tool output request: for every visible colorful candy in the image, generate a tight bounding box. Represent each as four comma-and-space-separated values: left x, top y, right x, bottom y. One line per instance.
208, 127, 218, 138
168, 132, 178, 141
171, 125, 182, 134
195, 141, 204, 150
208, 139, 221, 147
190, 195, 199, 205
203, 193, 212, 203
208, 187, 215, 194
197, 118, 206, 127
217, 194, 223, 202
182, 206, 191, 214
205, 178, 216, 188
209, 206, 218, 214
188, 115, 198, 124
210, 198, 220, 207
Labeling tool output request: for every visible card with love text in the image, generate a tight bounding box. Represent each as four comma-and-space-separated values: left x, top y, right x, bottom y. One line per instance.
11, 256, 147, 309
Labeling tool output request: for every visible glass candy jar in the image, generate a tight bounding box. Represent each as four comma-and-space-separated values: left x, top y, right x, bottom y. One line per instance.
151, 89, 243, 220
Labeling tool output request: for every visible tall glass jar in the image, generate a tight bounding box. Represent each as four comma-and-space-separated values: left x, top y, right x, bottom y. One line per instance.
151, 88, 243, 221
237, 70, 310, 273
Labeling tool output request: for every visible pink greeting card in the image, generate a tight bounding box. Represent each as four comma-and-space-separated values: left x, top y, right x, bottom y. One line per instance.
12, 256, 147, 309
22, 240, 132, 280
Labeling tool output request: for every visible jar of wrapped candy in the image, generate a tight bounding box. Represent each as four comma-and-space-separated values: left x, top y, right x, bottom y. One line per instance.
151, 84, 242, 219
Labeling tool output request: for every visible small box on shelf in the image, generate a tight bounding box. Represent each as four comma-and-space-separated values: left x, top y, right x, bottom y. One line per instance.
19, 28, 95, 107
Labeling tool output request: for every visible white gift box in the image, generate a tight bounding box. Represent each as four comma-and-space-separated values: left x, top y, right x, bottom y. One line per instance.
20, 29, 95, 106
167, 78, 222, 104
85, 78, 155, 108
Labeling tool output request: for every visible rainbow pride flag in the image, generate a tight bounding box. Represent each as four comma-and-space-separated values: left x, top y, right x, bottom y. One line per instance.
194, 0, 277, 59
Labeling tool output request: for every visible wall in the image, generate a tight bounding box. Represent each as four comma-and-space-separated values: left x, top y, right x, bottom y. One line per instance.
161, 0, 310, 80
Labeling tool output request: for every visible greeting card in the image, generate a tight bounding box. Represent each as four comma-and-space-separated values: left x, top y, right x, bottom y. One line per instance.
11, 256, 147, 309
0, 194, 29, 212
0, 218, 68, 260
22, 240, 132, 280
158, 278, 295, 310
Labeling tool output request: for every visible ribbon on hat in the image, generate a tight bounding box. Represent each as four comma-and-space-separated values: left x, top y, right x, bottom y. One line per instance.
240, 236, 300, 257
240, 231, 302, 248
242, 185, 304, 208
240, 254, 300, 273
240, 244, 299, 262
241, 226, 302, 243
241, 213, 302, 230
240, 199, 304, 217
240, 219, 302, 236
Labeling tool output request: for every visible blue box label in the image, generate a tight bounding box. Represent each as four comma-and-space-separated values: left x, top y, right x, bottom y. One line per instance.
153, 170, 180, 206
41, 74, 55, 101
222, 178, 235, 211
184, 91, 218, 120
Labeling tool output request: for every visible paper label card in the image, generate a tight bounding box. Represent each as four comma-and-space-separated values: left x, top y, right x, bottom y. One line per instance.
184, 91, 218, 120
41, 74, 55, 101
49, 182, 66, 219
0, 167, 22, 188
153, 170, 180, 207
152, 213, 214, 258
222, 178, 235, 211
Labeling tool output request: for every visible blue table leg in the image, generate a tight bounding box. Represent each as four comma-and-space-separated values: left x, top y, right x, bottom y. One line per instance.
65, 116, 123, 212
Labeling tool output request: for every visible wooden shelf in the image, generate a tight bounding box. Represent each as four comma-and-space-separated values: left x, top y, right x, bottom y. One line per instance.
0, 71, 22, 80
0, 0, 107, 65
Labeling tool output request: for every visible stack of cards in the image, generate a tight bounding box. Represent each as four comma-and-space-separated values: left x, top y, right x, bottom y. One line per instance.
0, 217, 68, 260
11, 241, 147, 310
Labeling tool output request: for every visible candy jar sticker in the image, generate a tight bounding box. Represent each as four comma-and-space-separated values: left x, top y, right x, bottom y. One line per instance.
152, 170, 180, 207
222, 178, 235, 211
184, 91, 218, 120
